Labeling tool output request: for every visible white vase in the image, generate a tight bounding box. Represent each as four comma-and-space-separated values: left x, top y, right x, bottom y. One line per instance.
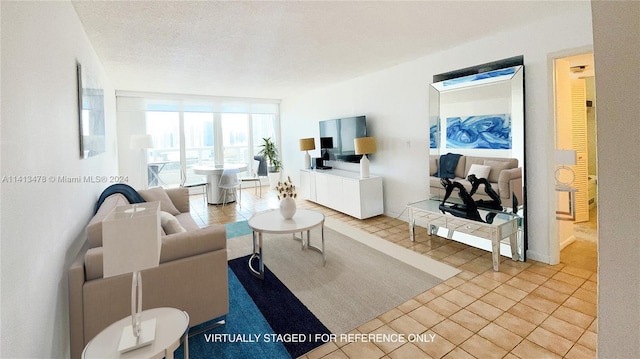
279, 197, 296, 219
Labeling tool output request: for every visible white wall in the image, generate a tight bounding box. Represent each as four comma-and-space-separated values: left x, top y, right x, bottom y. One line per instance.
280, 5, 593, 264
0, 2, 118, 357
591, 1, 640, 357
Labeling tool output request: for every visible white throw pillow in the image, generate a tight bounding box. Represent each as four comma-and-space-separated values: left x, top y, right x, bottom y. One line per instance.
467, 164, 492, 180
160, 211, 186, 235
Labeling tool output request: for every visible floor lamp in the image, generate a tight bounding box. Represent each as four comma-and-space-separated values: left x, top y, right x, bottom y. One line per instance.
299, 138, 316, 169
354, 137, 377, 178
130, 135, 154, 188
102, 201, 161, 353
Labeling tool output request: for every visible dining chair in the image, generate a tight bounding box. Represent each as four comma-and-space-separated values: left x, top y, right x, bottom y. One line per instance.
218, 168, 240, 207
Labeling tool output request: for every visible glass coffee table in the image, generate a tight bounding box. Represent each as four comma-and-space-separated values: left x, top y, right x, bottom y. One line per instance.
247, 209, 326, 279
407, 198, 520, 271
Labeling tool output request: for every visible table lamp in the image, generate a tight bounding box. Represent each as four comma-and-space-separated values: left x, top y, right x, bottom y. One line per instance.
299, 138, 316, 169
130, 134, 155, 188
102, 201, 161, 353
555, 149, 577, 187
354, 137, 377, 178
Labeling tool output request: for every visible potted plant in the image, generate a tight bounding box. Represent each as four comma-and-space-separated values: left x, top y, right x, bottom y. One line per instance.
257, 137, 282, 188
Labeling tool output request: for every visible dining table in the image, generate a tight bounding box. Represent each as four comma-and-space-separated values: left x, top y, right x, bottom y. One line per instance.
193, 163, 248, 204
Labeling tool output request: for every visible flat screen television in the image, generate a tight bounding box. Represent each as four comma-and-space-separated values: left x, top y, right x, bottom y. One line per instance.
319, 115, 367, 163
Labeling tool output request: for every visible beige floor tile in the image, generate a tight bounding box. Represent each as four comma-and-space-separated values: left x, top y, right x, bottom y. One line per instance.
407, 306, 446, 329
510, 339, 562, 359
531, 285, 570, 304
479, 291, 516, 312
358, 318, 385, 334
581, 280, 597, 292
369, 325, 404, 354
468, 275, 501, 291
588, 318, 598, 333
561, 265, 594, 279
507, 302, 548, 326
458, 261, 493, 275
456, 282, 490, 299
414, 290, 437, 304
552, 306, 595, 329
493, 283, 528, 302
465, 300, 503, 321
459, 335, 507, 359
477, 323, 523, 351
441, 255, 471, 267
493, 312, 537, 338
319, 348, 349, 359
565, 343, 596, 359
341, 341, 385, 359
431, 319, 474, 346
480, 270, 513, 283
441, 289, 476, 308
539, 315, 585, 342
572, 287, 597, 305
413, 335, 455, 359
505, 276, 539, 293
515, 270, 548, 285
428, 283, 453, 296
577, 330, 597, 351
527, 265, 559, 278
442, 347, 475, 359
564, 296, 597, 317
552, 271, 586, 287
425, 297, 462, 317
307, 342, 339, 359
541, 278, 580, 295
397, 299, 421, 314
520, 293, 561, 314
442, 276, 466, 288
387, 343, 429, 359
449, 309, 489, 332
525, 327, 573, 356
378, 308, 404, 324
388, 315, 428, 336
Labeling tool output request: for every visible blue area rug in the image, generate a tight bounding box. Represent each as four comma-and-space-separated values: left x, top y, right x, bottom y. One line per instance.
174, 221, 330, 358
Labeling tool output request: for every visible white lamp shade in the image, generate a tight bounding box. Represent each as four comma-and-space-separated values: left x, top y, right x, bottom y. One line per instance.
102, 202, 161, 278
130, 134, 154, 149
354, 137, 377, 155
555, 149, 577, 165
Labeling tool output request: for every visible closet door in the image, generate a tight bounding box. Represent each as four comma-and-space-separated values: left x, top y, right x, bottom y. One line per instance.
571, 79, 589, 223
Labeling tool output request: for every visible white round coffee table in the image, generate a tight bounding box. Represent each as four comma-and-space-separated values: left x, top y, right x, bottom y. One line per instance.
82, 307, 189, 359
247, 209, 325, 279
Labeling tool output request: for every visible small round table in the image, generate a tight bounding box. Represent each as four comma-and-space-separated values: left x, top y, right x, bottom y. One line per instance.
193, 163, 248, 204
247, 209, 326, 279
82, 307, 190, 359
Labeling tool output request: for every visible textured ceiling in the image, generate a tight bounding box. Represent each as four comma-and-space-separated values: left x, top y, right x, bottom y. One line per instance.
72, 1, 578, 99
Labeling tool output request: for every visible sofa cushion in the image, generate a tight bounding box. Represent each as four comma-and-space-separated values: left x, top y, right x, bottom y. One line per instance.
467, 164, 492, 180
138, 187, 180, 215
160, 211, 187, 234
86, 193, 130, 248
484, 159, 517, 183
165, 188, 190, 213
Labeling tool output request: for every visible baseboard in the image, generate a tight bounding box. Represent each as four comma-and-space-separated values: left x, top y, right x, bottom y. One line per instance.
560, 235, 577, 250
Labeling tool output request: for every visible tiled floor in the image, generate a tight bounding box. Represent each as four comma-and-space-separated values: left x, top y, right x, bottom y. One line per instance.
188, 186, 598, 359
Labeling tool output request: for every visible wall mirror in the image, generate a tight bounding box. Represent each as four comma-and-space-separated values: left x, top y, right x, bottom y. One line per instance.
428, 56, 527, 261
77, 62, 106, 159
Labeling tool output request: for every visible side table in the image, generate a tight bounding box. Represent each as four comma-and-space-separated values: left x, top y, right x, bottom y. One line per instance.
82, 307, 189, 359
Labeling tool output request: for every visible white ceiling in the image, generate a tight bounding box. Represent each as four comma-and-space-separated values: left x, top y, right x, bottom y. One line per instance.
72, 1, 579, 100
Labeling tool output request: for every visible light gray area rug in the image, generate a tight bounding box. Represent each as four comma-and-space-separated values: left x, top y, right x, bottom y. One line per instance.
227, 225, 443, 334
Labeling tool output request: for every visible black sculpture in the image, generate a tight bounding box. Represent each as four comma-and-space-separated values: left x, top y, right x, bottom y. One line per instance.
467, 174, 503, 211
439, 178, 483, 222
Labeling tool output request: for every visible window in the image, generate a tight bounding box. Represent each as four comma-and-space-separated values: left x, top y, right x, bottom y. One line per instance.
141, 99, 279, 187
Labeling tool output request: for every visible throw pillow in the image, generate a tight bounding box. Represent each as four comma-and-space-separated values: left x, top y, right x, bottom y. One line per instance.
160, 211, 186, 234
484, 160, 512, 183
467, 164, 492, 180
138, 187, 180, 215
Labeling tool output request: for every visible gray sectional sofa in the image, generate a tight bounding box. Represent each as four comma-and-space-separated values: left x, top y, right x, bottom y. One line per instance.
430, 154, 523, 207
68, 186, 228, 359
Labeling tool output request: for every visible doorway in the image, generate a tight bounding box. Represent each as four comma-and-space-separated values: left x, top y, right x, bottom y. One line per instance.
553, 52, 598, 272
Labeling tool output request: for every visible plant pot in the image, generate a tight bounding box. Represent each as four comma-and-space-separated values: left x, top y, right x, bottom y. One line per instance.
268, 171, 281, 189
279, 197, 297, 219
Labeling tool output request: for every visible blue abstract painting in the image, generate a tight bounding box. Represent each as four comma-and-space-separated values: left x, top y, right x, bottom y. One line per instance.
445, 114, 512, 149
430, 123, 439, 148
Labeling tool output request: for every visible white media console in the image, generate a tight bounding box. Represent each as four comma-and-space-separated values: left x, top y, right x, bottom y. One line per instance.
299, 169, 383, 219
